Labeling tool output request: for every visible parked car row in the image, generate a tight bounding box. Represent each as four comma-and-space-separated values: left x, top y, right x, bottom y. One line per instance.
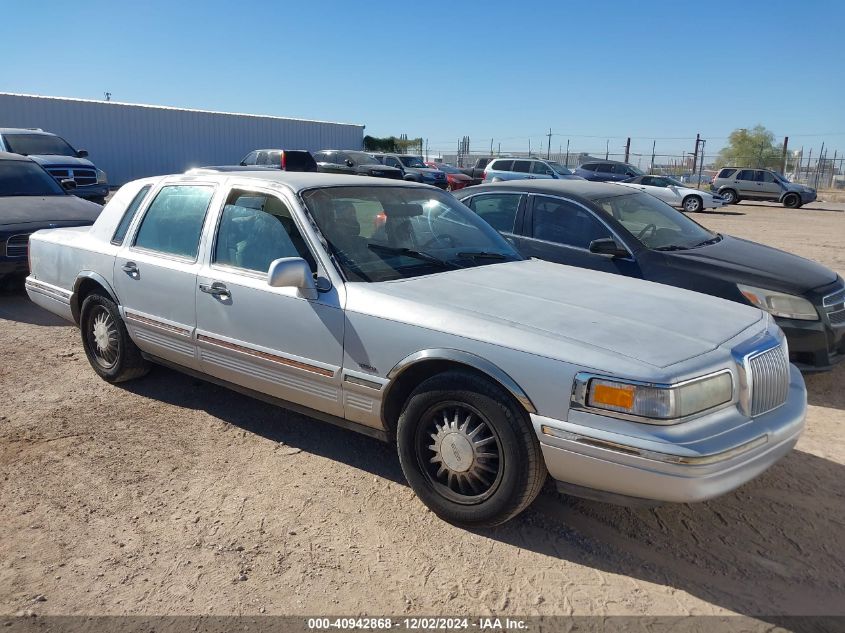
25, 170, 813, 528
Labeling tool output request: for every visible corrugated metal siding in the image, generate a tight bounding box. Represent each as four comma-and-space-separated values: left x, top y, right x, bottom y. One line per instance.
0, 93, 364, 185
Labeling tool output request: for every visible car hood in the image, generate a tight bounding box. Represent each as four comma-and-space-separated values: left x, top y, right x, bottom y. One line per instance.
26, 155, 96, 169
347, 258, 763, 369
0, 195, 103, 227
664, 234, 837, 294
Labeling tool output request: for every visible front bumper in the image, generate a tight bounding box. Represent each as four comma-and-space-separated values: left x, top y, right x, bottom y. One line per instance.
800, 190, 817, 204
72, 184, 109, 200
533, 365, 806, 504
779, 314, 845, 371
0, 257, 29, 277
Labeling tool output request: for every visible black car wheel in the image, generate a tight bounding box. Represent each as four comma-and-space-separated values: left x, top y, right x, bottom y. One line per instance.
720, 189, 738, 205
80, 293, 150, 383
783, 193, 801, 208
396, 370, 546, 527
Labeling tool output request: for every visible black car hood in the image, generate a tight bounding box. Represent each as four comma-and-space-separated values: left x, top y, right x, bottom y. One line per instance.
0, 195, 103, 227
665, 234, 837, 294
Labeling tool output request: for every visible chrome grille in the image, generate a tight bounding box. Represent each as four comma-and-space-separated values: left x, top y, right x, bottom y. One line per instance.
830, 309, 845, 325
47, 167, 97, 187
5, 233, 30, 258
749, 345, 790, 416
823, 287, 845, 308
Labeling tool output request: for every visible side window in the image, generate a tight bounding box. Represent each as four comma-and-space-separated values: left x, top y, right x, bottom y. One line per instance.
718, 168, 737, 178
736, 170, 755, 181
111, 184, 152, 245
531, 196, 611, 249
468, 193, 521, 233
596, 163, 614, 173
512, 160, 531, 173
491, 160, 514, 171
256, 151, 271, 166
612, 164, 631, 174
385, 157, 402, 168
133, 185, 215, 259
581, 163, 597, 171
313, 152, 327, 162
241, 151, 258, 166
640, 176, 656, 186
214, 189, 316, 274
758, 171, 776, 183
531, 162, 554, 175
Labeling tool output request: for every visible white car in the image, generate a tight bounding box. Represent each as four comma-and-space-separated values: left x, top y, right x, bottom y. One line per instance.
617, 175, 725, 212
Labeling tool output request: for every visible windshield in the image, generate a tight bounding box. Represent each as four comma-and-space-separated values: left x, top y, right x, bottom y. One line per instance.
547, 162, 573, 175
301, 186, 522, 282
430, 163, 462, 174
399, 156, 427, 168
3, 133, 78, 157
594, 192, 716, 250
348, 152, 380, 165
0, 160, 66, 196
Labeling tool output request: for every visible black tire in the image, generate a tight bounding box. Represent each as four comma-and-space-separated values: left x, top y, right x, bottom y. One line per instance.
720, 189, 738, 205
682, 195, 703, 213
396, 370, 546, 528
80, 293, 150, 383
783, 193, 801, 209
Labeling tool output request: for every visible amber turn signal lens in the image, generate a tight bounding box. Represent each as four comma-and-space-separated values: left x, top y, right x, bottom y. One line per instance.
591, 383, 635, 409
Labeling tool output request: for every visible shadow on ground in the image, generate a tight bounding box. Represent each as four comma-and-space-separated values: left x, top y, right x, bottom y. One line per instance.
0, 288, 68, 327
119, 364, 845, 621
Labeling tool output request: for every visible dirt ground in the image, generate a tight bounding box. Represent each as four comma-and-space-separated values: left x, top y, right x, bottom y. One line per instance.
1, 199, 843, 620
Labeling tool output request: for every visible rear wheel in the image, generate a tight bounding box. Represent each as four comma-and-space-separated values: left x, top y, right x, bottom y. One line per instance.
80, 293, 150, 383
720, 189, 738, 205
682, 195, 703, 213
396, 370, 546, 527
783, 193, 801, 208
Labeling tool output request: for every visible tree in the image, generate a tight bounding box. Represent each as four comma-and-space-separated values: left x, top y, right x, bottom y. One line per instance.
363, 135, 423, 154
716, 125, 783, 169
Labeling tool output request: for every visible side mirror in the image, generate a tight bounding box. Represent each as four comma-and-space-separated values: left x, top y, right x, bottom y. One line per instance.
76, 149, 89, 158
589, 238, 629, 258
239, 161, 247, 166
61, 179, 77, 191
346, 160, 354, 167
267, 257, 318, 300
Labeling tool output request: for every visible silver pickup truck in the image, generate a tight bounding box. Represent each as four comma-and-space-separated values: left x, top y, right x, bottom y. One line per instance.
25, 171, 807, 527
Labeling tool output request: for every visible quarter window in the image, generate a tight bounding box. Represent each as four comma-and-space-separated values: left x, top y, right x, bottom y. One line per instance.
467, 193, 522, 233
133, 185, 215, 259
717, 168, 737, 178
214, 189, 316, 273
531, 196, 611, 249
111, 184, 152, 245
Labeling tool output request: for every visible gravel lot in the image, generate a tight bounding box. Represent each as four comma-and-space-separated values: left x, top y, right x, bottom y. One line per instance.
1, 199, 843, 620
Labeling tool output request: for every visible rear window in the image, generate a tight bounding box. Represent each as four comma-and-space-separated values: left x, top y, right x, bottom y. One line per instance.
283, 151, 318, 172
112, 184, 152, 245
490, 160, 514, 171
717, 168, 737, 178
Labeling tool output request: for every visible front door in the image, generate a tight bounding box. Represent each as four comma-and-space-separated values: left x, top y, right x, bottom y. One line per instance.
520, 194, 641, 276
755, 170, 782, 199
195, 186, 345, 417
113, 182, 218, 369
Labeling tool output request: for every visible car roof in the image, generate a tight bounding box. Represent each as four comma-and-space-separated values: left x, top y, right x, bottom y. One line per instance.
0, 128, 54, 135
580, 159, 633, 165
167, 170, 432, 193
249, 148, 312, 153
455, 179, 634, 201
0, 151, 34, 162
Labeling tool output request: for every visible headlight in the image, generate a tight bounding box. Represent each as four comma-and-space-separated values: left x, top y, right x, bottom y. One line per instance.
96, 169, 108, 184
572, 372, 733, 424
737, 283, 818, 321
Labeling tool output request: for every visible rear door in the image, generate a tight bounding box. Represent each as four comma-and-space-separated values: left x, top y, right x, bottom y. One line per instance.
195, 185, 345, 417
113, 182, 218, 369
520, 194, 641, 276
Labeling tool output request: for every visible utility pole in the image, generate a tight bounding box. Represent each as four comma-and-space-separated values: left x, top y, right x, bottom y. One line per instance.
425, 138, 429, 161
624, 137, 631, 163
650, 140, 656, 171
497, 142, 501, 156
565, 139, 570, 166
781, 137, 789, 174
691, 133, 700, 174
546, 128, 552, 160
605, 140, 609, 160
528, 138, 531, 157
104, 92, 112, 101
490, 138, 493, 156
697, 139, 706, 187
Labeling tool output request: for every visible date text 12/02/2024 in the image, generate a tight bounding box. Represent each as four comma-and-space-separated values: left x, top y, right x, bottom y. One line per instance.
306, 617, 528, 630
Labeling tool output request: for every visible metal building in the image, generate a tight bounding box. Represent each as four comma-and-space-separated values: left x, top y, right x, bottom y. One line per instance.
0, 92, 364, 186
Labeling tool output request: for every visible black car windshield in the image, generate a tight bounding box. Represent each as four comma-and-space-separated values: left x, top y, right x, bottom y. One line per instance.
0, 160, 65, 196
3, 133, 78, 157
399, 156, 427, 168
301, 186, 522, 282
547, 162, 573, 175
348, 152, 380, 166
594, 192, 716, 250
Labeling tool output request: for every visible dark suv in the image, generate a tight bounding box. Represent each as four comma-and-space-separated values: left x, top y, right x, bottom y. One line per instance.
239, 149, 318, 172
313, 150, 402, 179
369, 153, 448, 189
574, 160, 644, 182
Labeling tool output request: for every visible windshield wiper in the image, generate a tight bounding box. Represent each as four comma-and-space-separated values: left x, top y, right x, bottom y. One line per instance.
692, 234, 722, 248
652, 245, 690, 251
367, 243, 457, 268
456, 251, 509, 260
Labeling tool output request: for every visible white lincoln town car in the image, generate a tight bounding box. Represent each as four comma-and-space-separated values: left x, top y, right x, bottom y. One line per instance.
25, 172, 806, 527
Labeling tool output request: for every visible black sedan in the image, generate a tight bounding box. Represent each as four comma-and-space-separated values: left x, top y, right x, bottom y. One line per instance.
454, 180, 845, 372
1, 152, 102, 282
313, 150, 403, 180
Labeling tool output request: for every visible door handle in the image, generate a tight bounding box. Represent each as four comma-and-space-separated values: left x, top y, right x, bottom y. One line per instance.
122, 262, 139, 278
199, 281, 230, 299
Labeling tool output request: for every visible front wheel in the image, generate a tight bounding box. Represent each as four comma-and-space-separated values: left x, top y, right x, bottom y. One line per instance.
80, 293, 150, 383
720, 189, 738, 205
682, 195, 703, 213
783, 193, 801, 208
396, 370, 546, 527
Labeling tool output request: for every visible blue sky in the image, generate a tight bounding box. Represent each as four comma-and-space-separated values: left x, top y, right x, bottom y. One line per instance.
3, 0, 843, 160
